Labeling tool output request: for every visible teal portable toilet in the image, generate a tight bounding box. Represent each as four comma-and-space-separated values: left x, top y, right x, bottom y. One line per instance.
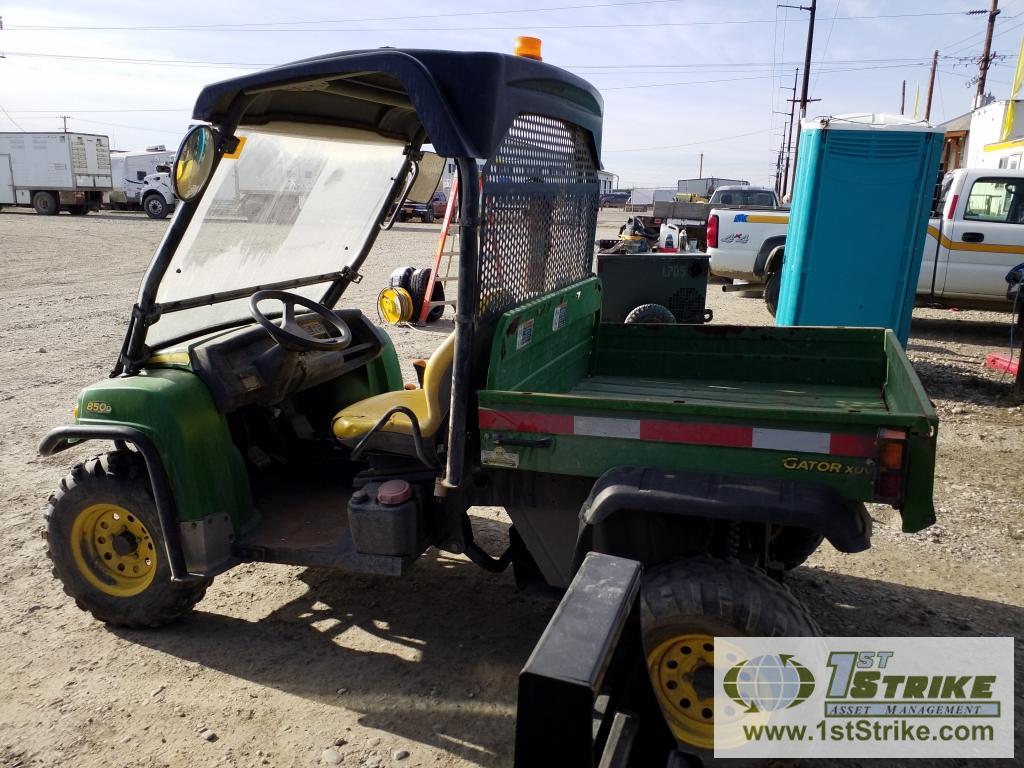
775, 113, 944, 345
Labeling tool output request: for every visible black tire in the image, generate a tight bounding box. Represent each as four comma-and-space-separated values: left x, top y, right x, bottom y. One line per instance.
409, 267, 431, 318
32, 191, 59, 216
772, 526, 824, 570
625, 303, 677, 324
641, 557, 820, 754
389, 266, 415, 291
764, 270, 781, 318
423, 207, 435, 224
66, 204, 89, 216
143, 194, 169, 219
427, 280, 446, 322
45, 451, 211, 628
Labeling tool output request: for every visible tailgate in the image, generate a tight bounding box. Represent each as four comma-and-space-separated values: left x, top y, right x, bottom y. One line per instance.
478, 324, 937, 532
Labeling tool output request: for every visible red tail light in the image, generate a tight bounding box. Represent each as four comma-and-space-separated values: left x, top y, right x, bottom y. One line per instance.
946, 194, 959, 220
707, 213, 719, 248
875, 428, 907, 500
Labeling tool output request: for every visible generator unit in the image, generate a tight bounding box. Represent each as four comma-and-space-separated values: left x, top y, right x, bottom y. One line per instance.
597, 252, 712, 324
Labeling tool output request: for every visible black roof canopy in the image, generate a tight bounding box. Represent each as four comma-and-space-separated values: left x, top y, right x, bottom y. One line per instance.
193, 48, 604, 160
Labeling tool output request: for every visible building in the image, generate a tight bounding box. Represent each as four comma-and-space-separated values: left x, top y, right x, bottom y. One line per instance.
939, 100, 1024, 172
597, 169, 617, 194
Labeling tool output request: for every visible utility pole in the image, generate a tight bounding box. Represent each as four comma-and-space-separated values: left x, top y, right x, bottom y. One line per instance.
925, 50, 938, 121
781, 68, 798, 198
976, 0, 1001, 108
780, 0, 817, 197
698, 152, 703, 177
59, 115, 70, 133
900, 80, 906, 115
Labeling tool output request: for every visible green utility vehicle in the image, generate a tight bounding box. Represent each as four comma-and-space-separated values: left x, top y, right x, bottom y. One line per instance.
40, 47, 938, 756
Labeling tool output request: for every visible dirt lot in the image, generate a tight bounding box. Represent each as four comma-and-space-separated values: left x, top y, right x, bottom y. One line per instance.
0, 208, 1021, 768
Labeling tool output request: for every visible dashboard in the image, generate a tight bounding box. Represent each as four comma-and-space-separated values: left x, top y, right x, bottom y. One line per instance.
189, 308, 387, 413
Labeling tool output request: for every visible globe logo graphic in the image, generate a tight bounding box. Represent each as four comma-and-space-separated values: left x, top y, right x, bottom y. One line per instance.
723, 654, 815, 713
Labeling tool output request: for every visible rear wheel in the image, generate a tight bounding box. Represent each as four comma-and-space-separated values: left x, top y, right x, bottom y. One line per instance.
764, 270, 781, 318
45, 451, 211, 628
625, 303, 677, 324
32, 191, 59, 215
66, 204, 89, 216
143, 194, 168, 219
641, 557, 820, 754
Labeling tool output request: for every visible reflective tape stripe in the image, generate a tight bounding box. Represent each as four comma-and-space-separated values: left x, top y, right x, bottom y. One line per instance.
574, 416, 641, 439
479, 410, 878, 457
752, 427, 831, 454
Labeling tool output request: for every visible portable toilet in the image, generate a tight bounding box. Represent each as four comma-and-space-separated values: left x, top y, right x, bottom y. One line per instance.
774, 113, 944, 345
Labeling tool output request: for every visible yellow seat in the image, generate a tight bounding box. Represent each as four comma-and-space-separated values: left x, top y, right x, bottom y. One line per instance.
332, 332, 455, 444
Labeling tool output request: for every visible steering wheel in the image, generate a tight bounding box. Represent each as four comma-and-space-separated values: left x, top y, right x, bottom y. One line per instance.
249, 289, 352, 352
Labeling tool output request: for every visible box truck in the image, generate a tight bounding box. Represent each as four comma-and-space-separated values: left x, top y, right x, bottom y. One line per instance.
0, 132, 112, 215
107, 146, 175, 210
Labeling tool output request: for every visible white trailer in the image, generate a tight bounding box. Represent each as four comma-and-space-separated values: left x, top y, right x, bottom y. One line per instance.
107, 146, 175, 208
0, 132, 112, 215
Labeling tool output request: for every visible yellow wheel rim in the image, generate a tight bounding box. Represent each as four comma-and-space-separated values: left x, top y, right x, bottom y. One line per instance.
70, 503, 157, 597
378, 287, 413, 324
647, 633, 718, 750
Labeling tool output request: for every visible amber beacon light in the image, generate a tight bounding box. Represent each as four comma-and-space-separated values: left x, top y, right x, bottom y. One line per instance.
515, 36, 543, 61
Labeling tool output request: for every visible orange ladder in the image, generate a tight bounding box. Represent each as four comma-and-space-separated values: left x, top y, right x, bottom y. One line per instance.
417, 173, 460, 324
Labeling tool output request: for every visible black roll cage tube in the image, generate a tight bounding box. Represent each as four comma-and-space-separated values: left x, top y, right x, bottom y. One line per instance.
115, 90, 424, 377
111, 89, 480, 487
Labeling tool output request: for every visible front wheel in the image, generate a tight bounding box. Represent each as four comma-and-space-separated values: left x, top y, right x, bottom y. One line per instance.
764, 270, 781, 318
45, 451, 211, 628
641, 557, 820, 754
143, 194, 169, 219
32, 191, 59, 215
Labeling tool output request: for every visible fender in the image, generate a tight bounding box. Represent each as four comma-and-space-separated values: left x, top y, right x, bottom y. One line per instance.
39, 424, 200, 583
574, 466, 871, 565
754, 235, 787, 277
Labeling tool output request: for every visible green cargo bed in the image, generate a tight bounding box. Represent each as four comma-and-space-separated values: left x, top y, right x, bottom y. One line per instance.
476, 279, 938, 531
569, 375, 888, 413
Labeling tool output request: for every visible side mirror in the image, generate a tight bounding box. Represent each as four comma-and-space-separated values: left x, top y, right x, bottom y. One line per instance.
173, 125, 218, 202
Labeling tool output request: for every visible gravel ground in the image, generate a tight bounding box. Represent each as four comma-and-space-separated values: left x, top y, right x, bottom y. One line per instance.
0, 208, 1021, 768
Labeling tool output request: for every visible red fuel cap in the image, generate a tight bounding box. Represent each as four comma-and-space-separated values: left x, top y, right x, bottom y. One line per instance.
377, 479, 412, 505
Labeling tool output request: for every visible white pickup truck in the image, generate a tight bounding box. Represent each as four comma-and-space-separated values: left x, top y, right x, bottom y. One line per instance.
920, 167, 1024, 312
705, 196, 789, 290
710, 168, 1024, 315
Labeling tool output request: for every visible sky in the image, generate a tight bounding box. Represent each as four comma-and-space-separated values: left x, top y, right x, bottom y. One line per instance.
1, 0, 1022, 189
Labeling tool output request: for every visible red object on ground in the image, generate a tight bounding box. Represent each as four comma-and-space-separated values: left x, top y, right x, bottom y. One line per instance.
985, 353, 1019, 376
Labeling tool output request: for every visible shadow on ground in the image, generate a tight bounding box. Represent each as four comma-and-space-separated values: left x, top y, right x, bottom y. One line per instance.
116, 516, 554, 766
116, 542, 1023, 766
910, 358, 1019, 405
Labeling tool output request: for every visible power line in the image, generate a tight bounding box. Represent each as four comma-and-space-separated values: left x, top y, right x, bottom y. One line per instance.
3, 107, 190, 114
2, 10, 971, 33
0, 103, 25, 131
605, 127, 782, 153
3, 0, 684, 30
601, 61, 929, 92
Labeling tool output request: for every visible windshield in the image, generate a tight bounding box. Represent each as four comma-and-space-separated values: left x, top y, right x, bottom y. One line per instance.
149, 123, 406, 346
711, 189, 776, 206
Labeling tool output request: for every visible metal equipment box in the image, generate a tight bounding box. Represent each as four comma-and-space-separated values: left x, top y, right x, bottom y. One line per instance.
597, 252, 711, 323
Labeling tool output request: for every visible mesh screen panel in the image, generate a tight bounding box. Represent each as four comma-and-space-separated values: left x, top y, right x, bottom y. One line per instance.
478, 114, 599, 319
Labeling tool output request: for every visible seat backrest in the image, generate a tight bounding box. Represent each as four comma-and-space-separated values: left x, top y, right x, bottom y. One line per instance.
422, 332, 456, 431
